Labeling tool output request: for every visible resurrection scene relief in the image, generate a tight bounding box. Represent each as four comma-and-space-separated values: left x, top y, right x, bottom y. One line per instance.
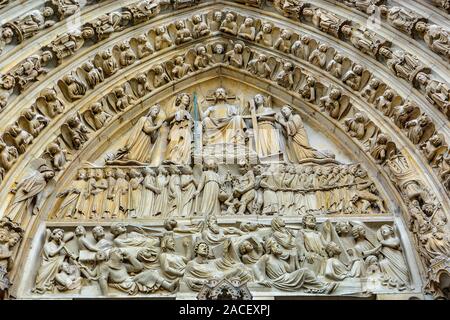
16, 81, 414, 298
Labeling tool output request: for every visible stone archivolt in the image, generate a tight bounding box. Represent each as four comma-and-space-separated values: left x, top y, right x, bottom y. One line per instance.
0, 0, 449, 300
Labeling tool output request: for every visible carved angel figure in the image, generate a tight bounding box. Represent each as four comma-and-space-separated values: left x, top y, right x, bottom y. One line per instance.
226, 43, 246, 68
153, 26, 173, 51
169, 56, 190, 79
193, 45, 212, 70
405, 115, 435, 145
344, 112, 373, 141
0, 139, 18, 171
273, 29, 292, 54
80, 61, 104, 89
255, 22, 273, 47
238, 18, 256, 41
44, 142, 68, 171
35, 88, 65, 118
133, 34, 153, 59
58, 74, 87, 101
275, 62, 295, 90
326, 53, 344, 79
150, 64, 170, 88
3, 124, 33, 154
32, 228, 76, 294
420, 134, 448, 167
174, 20, 193, 45
6, 162, 55, 228
191, 14, 210, 38
369, 133, 396, 164
247, 54, 272, 79
342, 64, 365, 91
62, 114, 89, 150
309, 44, 329, 69
84, 102, 112, 131
220, 13, 238, 35
319, 88, 350, 120
374, 89, 396, 117
19, 107, 49, 138
97, 49, 119, 77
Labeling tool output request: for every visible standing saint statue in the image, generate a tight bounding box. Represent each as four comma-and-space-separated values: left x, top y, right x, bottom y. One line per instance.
107, 104, 165, 165
195, 162, 221, 217
165, 93, 193, 165
248, 94, 282, 159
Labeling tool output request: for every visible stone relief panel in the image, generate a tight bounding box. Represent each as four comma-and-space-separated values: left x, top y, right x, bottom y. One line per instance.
25, 217, 413, 298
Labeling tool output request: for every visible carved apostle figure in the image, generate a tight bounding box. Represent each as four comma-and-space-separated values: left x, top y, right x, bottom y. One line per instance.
255, 22, 273, 47
56, 169, 88, 219
380, 48, 428, 83
416, 23, 450, 60
195, 163, 222, 217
